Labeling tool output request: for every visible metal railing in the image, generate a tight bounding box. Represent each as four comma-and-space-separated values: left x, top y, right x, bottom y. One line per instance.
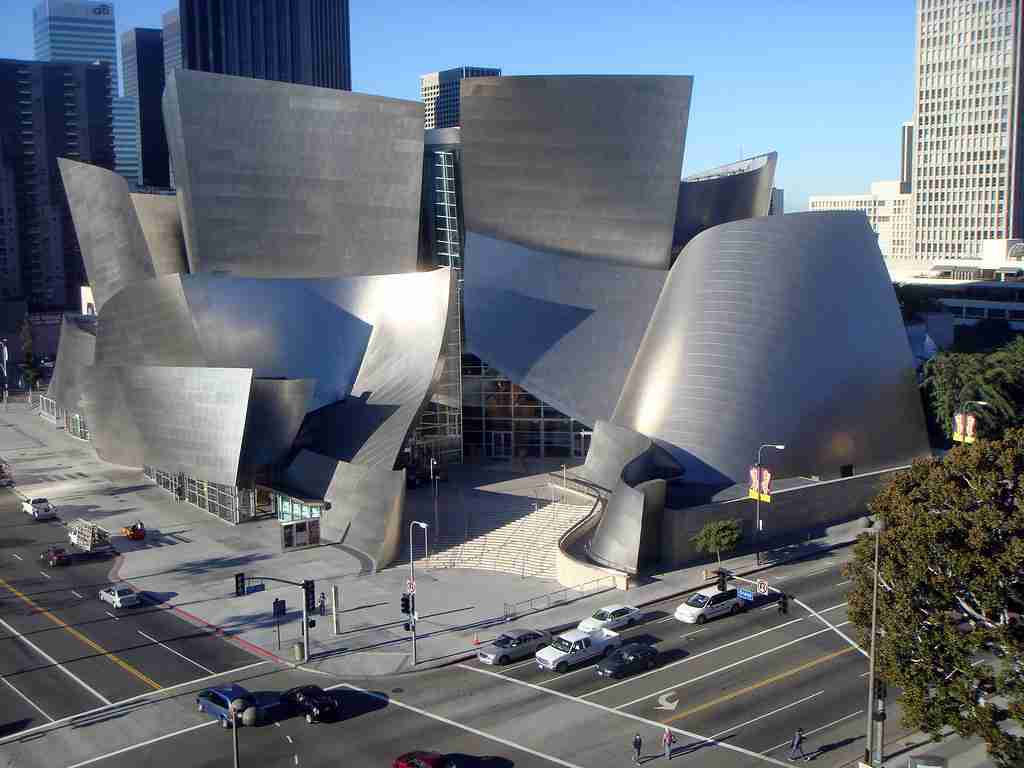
502, 573, 618, 621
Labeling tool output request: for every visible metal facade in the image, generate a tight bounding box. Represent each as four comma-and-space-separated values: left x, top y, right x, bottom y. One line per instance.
46, 315, 96, 415
460, 75, 692, 269
130, 193, 187, 276
163, 69, 423, 278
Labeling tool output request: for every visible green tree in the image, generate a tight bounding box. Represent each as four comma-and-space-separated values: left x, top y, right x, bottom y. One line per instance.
691, 519, 742, 565
844, 430, 1024, 767
19, 319, 39, 390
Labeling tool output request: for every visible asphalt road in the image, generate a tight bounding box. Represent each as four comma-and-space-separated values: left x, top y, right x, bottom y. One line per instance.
4, 547, 921, 768
0, 487, 261, 736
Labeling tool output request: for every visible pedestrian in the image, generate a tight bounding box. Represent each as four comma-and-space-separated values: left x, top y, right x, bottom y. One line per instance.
778, 593, 787, 615
632, 733, 642, 764
788, 727, 809, 761
662, 727, 674, 761
318, 592, 326, 616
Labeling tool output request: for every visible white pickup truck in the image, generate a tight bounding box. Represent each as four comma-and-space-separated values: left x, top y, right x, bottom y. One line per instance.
535, 628, 621, 673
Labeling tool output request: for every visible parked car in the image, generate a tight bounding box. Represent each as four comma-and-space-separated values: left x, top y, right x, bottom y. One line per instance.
98, 583, 140, 609
39, 545, 71, 567
674, 586, 744, 625
393, 751, 451, 768
22, 497, 56, 521
196, 685, 254, 728
476, 629, 550, 665
577, 604, 641, 633
279, 685, 338, 724
596, 642, 658, 679
536, 628, 621, 673
0, 473, 13, 488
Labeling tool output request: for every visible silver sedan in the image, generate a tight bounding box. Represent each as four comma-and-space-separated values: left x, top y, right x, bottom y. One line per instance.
476, 629, 551, 665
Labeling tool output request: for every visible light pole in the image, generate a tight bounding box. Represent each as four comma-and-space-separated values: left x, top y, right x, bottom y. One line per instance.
408, 520, 428, 665
430, 457, 439, 542
864, 521, 885, 768
754, 443, 785, 566
230, 702, 240, 768
1, 337, 7, 411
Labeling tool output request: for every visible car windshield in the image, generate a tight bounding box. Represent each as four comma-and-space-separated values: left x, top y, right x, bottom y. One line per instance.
686, 593, 710, 608
492, 635, 513, 647
551, 637, 573, 652
32, 498, 47, 504
591, 609, 612, 621
116, 588, 133, 596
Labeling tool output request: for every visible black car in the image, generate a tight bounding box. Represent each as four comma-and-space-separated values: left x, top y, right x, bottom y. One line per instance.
279, 685, 338, 724
595, 642, 658, 679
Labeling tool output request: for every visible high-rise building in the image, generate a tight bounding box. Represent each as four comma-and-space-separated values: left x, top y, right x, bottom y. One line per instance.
33, 1, 117, 94
163, 8, 182, 75
112, 96, 140, 186
769, 187, 785, 216
0, 59, 114, 310
420, 67, 501, 129
900, 121, 914, 194
180, 0, 351, 90
911, 0, 1023, 261
0, 136, 21, 302
122, 28, 169, 188
809, 181, 914, 260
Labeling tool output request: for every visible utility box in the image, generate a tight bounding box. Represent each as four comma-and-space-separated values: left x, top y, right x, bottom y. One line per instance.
291, 641, 304, 662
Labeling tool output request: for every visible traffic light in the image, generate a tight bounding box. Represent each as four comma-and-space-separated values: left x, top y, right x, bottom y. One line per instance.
401, 592, 411, 614
716, 570, 728, 592
234, 572, 245, 597
404, 620, 413, 632
307, 619, 316, 629
303, 580, 316, 613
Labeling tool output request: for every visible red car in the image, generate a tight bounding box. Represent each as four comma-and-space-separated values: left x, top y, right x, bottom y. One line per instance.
40, 546, 71, 567
393, 752, 451, 768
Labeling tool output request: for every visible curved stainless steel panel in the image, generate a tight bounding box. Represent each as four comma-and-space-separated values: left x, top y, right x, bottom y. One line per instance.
84, 365, 146, 468
463, 233, 665, 427
460, 75, 692, 269
130, 193, 188, 276
672, 152, 778, 254
575, 420, 678, 491
47, 315, 96, 414
58, 159, 154, 312
612, 212, 931, 486
163, 69, 423, 278
240, 378, 317, 471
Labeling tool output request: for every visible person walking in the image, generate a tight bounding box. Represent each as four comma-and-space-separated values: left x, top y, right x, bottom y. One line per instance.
318, 592, 326, 617
788, 727, 809, 761
662, 727, 674, 760
632, 733, 642, 764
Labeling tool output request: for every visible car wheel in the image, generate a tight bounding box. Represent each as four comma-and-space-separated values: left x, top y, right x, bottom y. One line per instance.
305, 713, 314, 724
730, 603, 740, 616
498, 655, 510, 666
648, 659, 656, 670
696, 614, 706, 625
555, 662, 568, 673
627, 617, 637, 627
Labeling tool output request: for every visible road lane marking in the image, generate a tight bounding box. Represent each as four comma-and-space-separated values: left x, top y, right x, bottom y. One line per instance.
664, 648, 855, 724
499, 657, 539, 673
286, 734, 293, 744
458, 665, 791, 767
329, 680, 589, 768
615, 621, 853, 710
12, 553, 22, 561
2, 675, 54, 721
65, 721, 216, 767
709, 690, 823, 739
71, 590, 83, 598
0, 660, 268, 747
760, 604, 778, 611
39, 570, 51, 579
0, 576, 160, 692
137, 630, 214, 674
0, 613, 110, 705
682, 628, 707, 638
581, 603, 849, 699
860, 671, 870, 678
836, 579, 852, 586
104, 610, 119, 621
763, 710, 863, 753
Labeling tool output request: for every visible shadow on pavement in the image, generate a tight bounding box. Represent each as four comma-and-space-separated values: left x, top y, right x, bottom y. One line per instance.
0, 719, 32, 739
808, 736, 857, 760
445, 754, 514, 768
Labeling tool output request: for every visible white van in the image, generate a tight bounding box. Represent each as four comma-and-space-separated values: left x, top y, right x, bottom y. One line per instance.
674, 586, 744, 624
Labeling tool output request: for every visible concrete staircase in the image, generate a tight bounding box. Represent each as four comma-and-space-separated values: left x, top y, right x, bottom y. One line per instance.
404, 497, 593, 581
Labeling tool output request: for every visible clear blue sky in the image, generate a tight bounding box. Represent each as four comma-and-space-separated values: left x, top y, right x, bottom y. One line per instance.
0, 0, 916, 211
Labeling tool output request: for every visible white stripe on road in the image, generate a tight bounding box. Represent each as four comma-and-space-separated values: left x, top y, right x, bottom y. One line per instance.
65, 721, 216, 768
836, 580, 852, 586
682, 628, 707, 638
71, 590, 83, 599
0, 613, 110, 706
763, 710, 863, 754
580, 603, 848, 699
328, 680, 588, 768
104, 611, 119, 621
12, 553, 22, 561
615, 622, 852, 710
2, 675, 54, 722
285, 735, 293, 744
760, 604, 778, 611
499, 657, 539, 673
38, 570, 51, 580
137, 631, 214, 675
459, 665, 791, 767
710, 691, 824, 740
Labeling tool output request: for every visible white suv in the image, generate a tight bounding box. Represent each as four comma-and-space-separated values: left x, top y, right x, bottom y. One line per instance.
22, 498, 56, 521
99, 584, 140, 609
674, 586, 745, 624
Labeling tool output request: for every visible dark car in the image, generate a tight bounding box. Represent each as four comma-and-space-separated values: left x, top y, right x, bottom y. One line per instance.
196, 684, 254, 728
39, 545, 71, 567
595, 642, 658, 679
280, 685, 338, 724
393, 752, 451, 768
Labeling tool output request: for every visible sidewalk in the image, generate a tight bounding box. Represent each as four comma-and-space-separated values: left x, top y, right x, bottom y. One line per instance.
1, 403, 868, 677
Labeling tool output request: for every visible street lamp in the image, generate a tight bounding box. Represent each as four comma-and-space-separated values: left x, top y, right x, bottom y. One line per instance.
863, 521, 886, 768
430, 457, 439, 540
230, 702, 241, 768
754, 443, 785, 566
0, 337, 7, 411
408, 520, 428, 665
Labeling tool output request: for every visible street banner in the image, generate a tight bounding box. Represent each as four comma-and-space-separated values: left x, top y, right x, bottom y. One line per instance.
748, 466, 772, 503
952, 412, 977, 444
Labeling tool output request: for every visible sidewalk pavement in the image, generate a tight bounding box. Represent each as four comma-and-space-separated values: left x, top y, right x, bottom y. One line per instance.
1, 403, 869, 677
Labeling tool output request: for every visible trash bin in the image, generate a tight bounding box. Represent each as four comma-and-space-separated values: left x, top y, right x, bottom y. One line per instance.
291, 641, 304, 662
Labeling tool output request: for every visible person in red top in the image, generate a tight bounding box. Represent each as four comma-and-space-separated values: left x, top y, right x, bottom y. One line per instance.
662, 727, 675, 760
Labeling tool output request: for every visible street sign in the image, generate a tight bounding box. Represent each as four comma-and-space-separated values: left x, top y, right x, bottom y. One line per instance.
756, 580, 770, 595
273, 597, 286, 617
246, 581, 265, 595
737, 587, 754, 602
407, 578, 416, 594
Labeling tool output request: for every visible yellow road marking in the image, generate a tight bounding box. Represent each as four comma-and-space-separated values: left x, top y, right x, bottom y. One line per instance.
664, 646, 856, 723
0, 577, 162, 691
